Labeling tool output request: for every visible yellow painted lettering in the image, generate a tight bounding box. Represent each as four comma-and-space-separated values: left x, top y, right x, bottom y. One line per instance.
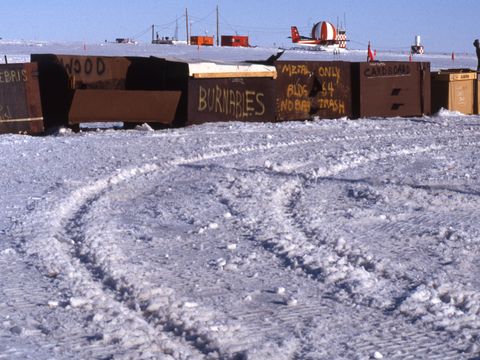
223, 88, 229, 115
215, 85, 222, 113
229, 90, 236, 115
207, 88, 215, 111
198, 86, 207, 111
245, 90, 255, 115
255, 93, 265, 116
235, 90, 242, 118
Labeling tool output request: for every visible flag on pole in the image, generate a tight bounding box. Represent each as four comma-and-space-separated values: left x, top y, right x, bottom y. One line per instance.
367, 41, 375, 62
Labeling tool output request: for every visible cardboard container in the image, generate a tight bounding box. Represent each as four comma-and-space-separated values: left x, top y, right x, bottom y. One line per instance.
352, 61, 431, 118
477, 76, 480, 114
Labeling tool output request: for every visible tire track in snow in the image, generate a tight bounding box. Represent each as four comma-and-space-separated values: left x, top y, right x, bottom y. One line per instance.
108, 156, 468, 359
16, 135, 352, 359
14, 122, 480, 358
217, 139, 480, 357
294, 181, 480, 353
220, 143, 444, 300
16, 165, 203, 359
302, 136, 480, 338
225, 131, 480, 308
216, 178, 469, 358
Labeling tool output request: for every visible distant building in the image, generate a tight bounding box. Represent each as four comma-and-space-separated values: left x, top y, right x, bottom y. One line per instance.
221, 35, 250, 47
411, 35, 425, 55
116, 38, 136, 44
190, 36, 214, 46
152, 35, 174, 45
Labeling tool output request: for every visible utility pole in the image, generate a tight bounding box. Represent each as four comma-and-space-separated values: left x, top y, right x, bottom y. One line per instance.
216, 5, 220, 46
175, 17, 179, 41
151, 24, 155, 44
185, 8, 190, 44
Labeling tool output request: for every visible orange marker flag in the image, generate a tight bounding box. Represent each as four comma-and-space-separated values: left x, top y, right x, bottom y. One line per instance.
367, 41, 375, 62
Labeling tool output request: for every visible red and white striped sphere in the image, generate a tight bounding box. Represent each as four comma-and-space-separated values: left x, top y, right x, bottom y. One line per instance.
311, 21, 337, 41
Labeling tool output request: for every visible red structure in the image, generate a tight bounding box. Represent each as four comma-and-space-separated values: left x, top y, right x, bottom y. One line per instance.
190, 36, 214, 46
221, 35, 250, 47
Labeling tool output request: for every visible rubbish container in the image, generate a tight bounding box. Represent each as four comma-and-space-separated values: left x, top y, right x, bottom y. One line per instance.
0, 63, 43, 134
431, 69, 477, 115
275, 61, 353, 120
31, 54, 181, 128
142, 57, 277, 126
352, 61, 431, 118
476, 75, 480, 114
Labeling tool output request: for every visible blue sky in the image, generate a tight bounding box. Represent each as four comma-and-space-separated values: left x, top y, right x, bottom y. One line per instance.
2, 0, 479, 53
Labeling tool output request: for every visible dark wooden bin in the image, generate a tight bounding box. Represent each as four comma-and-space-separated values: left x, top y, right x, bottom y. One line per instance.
352, 61, 431, 118
275, 61, 353, 120
31, 54, 181, 128
132, 57, 277, 126
0, 63, 43, 134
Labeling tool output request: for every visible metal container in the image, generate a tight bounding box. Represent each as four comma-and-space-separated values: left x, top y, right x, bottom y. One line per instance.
0, 63, 43, 134
431, 69, 477, 115
275, 61, 353, 120
352, 61, 431, 118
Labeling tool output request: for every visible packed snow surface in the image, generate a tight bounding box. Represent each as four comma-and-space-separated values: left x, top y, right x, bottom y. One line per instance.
1, 41, 480, 359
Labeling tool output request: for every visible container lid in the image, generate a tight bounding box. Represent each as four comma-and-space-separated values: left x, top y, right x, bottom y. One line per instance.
188, 62, 277, 79
432, 70, 477, 81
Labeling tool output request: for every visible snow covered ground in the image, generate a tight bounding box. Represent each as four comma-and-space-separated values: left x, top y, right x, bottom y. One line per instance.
1, 41, 480, 359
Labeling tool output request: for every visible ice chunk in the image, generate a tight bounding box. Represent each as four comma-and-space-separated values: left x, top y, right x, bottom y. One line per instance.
69, 297, 89, 308
227, 243, 237, 251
